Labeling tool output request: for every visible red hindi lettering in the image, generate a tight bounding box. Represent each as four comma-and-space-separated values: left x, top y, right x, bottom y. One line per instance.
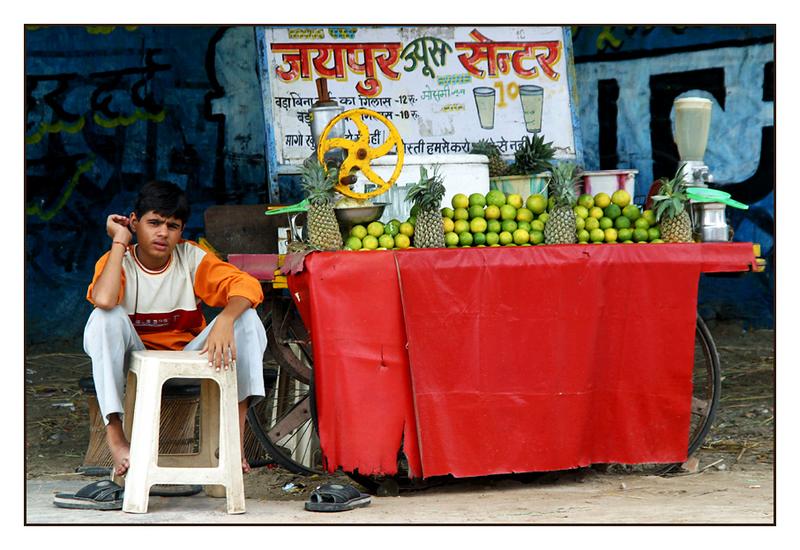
535, 41, 562, 80
271, 43, 314, 81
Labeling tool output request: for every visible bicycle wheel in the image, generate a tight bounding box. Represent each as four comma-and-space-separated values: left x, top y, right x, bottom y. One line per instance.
247, 361, 323, 475
246, 295, 323, 475
608, 313, 721, 475
687, 313, 722, 455
268, 287, 313, 384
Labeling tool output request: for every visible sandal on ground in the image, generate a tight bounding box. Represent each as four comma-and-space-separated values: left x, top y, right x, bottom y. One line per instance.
304, 483, 371, 513
53, 479, 123, 511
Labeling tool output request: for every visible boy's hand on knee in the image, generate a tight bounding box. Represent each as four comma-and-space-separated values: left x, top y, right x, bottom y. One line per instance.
201, 318, 237, 371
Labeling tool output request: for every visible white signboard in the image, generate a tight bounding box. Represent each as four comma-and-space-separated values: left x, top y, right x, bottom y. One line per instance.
259, 26, 581, 167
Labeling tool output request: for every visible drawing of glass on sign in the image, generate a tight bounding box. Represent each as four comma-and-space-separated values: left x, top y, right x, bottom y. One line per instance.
400, 37, 453, 78
518, 85, 544, 133
473, 87, 496, 129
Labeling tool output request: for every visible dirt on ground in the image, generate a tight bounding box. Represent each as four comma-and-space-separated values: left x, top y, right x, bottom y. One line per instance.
24, 319, 775, 505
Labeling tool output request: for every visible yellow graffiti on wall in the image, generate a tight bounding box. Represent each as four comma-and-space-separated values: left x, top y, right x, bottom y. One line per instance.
26, 157, 95, 222
26, 116, 86, 145
85, 26, 139, 35
596, 26, 623, 51
93, 108, 166, 129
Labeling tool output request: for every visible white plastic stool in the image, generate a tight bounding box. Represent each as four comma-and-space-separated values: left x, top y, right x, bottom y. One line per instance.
119, 351, 245, 514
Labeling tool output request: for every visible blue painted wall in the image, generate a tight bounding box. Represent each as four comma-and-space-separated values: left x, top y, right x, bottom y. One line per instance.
24, 25, 774, 348
25, 26, 268, 347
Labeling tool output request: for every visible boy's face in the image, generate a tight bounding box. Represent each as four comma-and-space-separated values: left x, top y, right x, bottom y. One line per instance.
130, 210, 184, 268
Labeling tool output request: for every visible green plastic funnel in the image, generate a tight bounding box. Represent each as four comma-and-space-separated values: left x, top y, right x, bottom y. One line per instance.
264, 199, 309, 216
686, 187, 749, 210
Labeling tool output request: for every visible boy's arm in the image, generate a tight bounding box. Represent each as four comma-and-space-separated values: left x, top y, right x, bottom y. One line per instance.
91, 215, 132, 309
201, 295, 253, 371
191, 246, 264, 371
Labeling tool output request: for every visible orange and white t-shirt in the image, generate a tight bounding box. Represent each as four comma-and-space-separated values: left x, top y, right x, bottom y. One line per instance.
87, 240, 263, 350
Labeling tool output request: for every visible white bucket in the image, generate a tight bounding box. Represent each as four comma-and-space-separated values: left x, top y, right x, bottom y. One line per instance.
580, 169, 638, 199
366, 154, 490, 222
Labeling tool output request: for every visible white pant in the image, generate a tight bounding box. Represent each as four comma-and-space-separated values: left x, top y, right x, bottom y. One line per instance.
83, 306, 267, 425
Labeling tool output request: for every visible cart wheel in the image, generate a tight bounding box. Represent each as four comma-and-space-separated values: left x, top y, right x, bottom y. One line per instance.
246, 304, 323, 475
608, 313, 721, 476
268, 288, 313, 384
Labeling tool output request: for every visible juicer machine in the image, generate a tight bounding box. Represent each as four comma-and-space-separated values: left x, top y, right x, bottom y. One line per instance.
672, 97, 748, 241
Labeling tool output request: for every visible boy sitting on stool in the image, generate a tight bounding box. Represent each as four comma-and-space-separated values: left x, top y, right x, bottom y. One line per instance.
84, 181, 266, 476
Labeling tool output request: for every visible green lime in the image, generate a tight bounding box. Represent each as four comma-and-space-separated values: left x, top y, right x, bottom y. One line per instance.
469, 217, 488, 233
458, 231, 474, 247
384, 222, 400, 236
603, 204, 622, 220
486, 189, 506, 207
500, 204, 517, 220
378, 234, 395, 248
501, 219, 518, 233
345, 236, 362, 250
622, 204, 641, 221
614, 216, 631, 229
633, 228, 649, 242
513, 228, 530, 245
469, 205, 486, 219
487, 219, 502, 234
469, 193, 487, 207
472, 232, 487, 246
453, 219, 470, 234
350, 225, 368, 239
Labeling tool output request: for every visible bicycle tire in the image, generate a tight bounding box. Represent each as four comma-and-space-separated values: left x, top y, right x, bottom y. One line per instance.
687, 313, 722, 456
268, 288, 313, 384
246, 301, 323, 475
246, 365, 323, 475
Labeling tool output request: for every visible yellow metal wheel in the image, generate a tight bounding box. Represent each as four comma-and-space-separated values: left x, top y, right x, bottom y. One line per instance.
317, 108, 405, 200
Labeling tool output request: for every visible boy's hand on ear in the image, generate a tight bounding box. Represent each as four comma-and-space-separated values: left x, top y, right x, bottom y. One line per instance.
106, 214, 132, 244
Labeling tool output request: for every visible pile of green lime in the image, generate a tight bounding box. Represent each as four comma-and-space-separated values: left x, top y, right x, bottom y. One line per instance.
442, 190, 549, 247
343, 218, 416, 251
574, 190, 663, 244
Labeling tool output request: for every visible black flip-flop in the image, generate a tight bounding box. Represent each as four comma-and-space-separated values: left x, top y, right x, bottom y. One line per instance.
304, 483, 371, 512
53, 479, 123, 510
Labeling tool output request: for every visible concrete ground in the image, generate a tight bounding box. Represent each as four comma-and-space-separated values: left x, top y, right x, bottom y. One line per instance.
26, 464, 773, 524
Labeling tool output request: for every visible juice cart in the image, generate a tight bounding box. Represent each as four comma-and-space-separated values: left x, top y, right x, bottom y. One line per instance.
228, 25, 766, 491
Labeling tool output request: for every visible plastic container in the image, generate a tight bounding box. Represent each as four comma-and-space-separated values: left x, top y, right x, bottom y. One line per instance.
367, 154, 490, 222
489, 173, 550, 198
580, 169, 638, 199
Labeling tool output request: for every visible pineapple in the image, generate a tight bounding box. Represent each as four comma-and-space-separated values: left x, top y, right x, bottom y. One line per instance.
652, 167, 693, 243
544, 162, 580, 245
405, 165, 446, 248
470, 139, 508, 177
509, 134, 556, 176
301, 156, 343, 250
